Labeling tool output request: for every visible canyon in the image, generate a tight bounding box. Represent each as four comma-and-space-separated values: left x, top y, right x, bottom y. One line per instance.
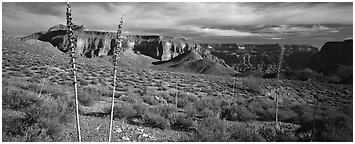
23, 24, 227, 67
201, 43, 319, 72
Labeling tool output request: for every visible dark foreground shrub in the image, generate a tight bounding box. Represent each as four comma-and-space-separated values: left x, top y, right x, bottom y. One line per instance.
142, 111, 170, 130
111, 103, 137, 119
168, 112, 195, 131
193, 117, 264, 142
295, 107, 353, 142
2, 87, 39, 110
77, 90, 95, 107
149, 104, 178, 118
3, 96, 75, 142
221, 104, 257, 122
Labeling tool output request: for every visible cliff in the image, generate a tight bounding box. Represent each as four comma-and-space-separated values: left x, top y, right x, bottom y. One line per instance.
201, 43, 319, 72
309, 39, 352, 71
23, 24, 227, 66
151, 50, 237, 76
308, 39, 353, 84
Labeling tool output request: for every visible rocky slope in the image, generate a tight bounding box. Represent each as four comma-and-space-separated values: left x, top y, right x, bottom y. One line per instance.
151, 50, 237, 76
3, 31, 353, 142
308, 39, 352, 70
308, 39, 353, 84
22, 24, 227, 67
201, 43, 319, 72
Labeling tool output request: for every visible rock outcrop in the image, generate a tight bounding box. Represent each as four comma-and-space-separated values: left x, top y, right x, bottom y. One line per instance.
308, 39, 352, 71
308, 39, 353, 84
48, 24, 89, 31
23, 24, 227, 67
201, 43, 319, 72
151, 50, 237, 76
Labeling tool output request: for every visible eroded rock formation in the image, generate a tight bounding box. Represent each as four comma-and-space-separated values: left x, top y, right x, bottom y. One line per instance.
23, 24, 227, 66
202, 43, 319, 72
309, 39, 353, 71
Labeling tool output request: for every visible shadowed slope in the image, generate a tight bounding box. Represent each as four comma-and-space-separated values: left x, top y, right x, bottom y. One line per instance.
152, 50, 237, 76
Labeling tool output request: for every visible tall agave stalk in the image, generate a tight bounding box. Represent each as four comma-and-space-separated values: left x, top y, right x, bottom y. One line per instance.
66, 2, 81, 142
311, 95, 319, 142
109, 17, 124, 142
275, 44, 285, 140
38, 53, 57, 97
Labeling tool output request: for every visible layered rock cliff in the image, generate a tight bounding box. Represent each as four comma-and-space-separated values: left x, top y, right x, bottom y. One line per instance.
23, 24, 227, 66
308, 39, 353, 84
201, 43, 319, 72
309, 39, 352, 71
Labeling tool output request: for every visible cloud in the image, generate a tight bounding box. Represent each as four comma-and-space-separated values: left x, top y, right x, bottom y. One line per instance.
259, 25, 341, 36
2, 2, 353, 47
268, 37, 284, 40
180, 26, 259, 37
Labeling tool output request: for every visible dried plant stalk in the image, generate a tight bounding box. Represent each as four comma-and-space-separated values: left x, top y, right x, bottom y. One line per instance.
66, 2, 81, 142
109, 17, 123, 142
275, 44, 285, 141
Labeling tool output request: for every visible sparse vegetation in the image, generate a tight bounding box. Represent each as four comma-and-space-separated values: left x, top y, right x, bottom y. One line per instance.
2, 78, 75, 142
193, 117, 264, 142
2, 24, 352, 142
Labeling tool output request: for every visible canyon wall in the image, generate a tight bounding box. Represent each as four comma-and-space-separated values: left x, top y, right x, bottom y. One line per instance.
24, 24, 227, 66
201, 43, 319, 72
308, 39, 352, 71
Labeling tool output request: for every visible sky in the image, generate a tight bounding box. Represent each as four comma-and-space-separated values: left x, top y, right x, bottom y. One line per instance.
2, 2, 353, 48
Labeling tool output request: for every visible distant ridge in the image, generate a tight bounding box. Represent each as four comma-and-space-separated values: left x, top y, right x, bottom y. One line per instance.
152, 50, 238, 76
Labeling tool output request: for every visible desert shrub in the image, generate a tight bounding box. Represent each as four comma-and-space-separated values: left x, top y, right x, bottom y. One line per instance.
119, 95, 136, 104
25, 96, 75, 125
90, 79, 100, 85
245, 83, 261, 93
23, 68, 34, 76
77, 90, 95, 106
142, 111, 170, 130
182, 102, 197, 116
77, 86, 109, 106
2, 87, 39, 110
28, 75, 42, 83
8, 71, 24, 77
2, 95, 75, 142
149, 104, 178, 118
9, 80, 41, 93
252, 106, 298, 123
178, 92, 198, 103
159, 91, 174, 103
256, 124, 298, 142
248, 99, 275, 121
177, 97, 190, 108
111, 103, 137, 119
142, 95, 160, 105
40, 85, 67, 99
290, 104, 313, 124
132, 103, 148, 118
193, 98, 222, 118
168, 112, 195, 131
98, 78, 107, 86
193, 98, 215, 111
277, 108, 299, 123
77, 77, 89, 86
186, 94, 198, 103
296, 106, 352, 142
2, 118, 53, 142
221, 104, 257, 122
193, 117, 263, 142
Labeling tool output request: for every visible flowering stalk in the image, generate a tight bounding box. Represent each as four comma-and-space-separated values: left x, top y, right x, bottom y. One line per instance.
275, 44, 285, 141
109, 17, 123, 142
66, 2, 81, 142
